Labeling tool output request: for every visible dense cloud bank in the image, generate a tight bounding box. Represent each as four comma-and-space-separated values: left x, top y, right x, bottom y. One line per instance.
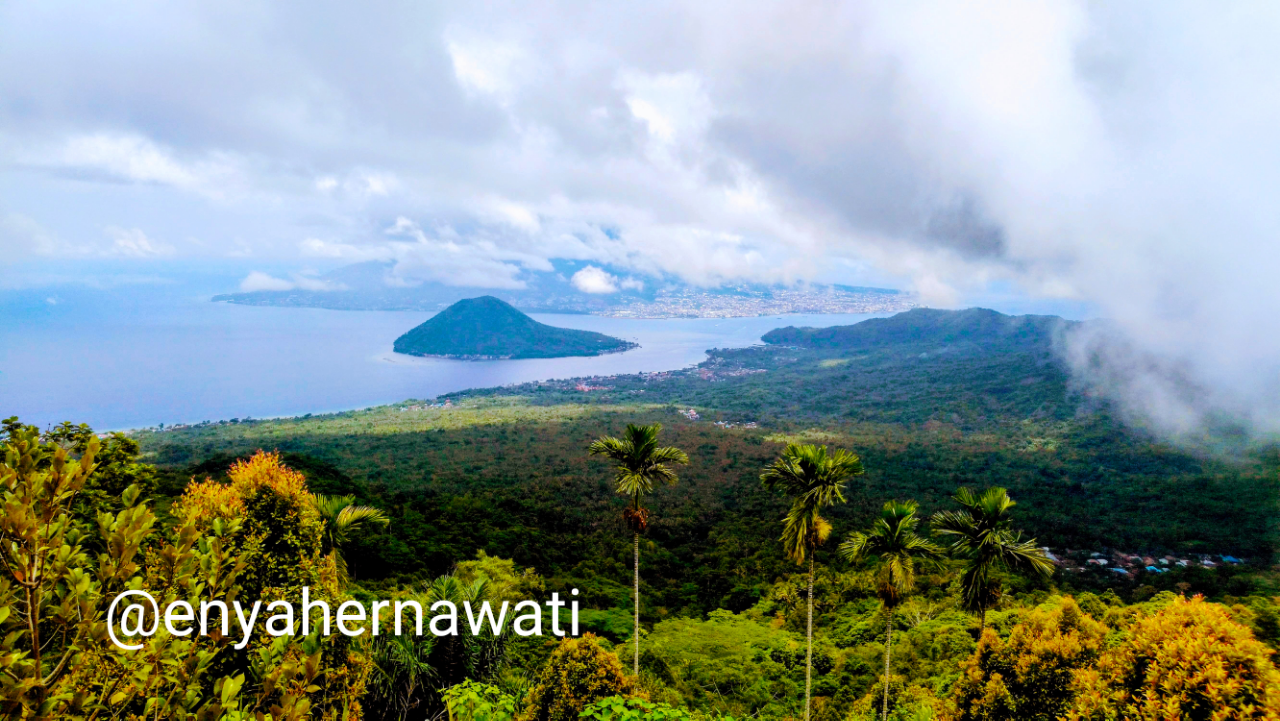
2, 1, 1278, 438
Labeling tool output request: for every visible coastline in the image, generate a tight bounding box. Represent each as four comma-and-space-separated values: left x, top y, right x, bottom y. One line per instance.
391, 340, 641, 362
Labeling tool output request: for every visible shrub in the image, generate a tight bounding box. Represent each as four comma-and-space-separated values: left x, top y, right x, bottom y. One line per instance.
445, 680, 518, 721
1066, 595, 1280, 721
524, 634, 635, 721
949, 597, 1106, 721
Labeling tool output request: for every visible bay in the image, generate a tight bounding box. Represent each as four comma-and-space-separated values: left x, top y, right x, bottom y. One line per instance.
0, 289, 883, 430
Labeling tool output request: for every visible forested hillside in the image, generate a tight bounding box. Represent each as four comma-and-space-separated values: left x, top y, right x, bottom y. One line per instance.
7, 308, 1277, 719
393, 296, 637, 359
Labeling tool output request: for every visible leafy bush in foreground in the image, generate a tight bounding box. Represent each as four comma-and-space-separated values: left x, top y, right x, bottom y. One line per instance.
1066, 596, 1280, 721
523, 635, 634, 721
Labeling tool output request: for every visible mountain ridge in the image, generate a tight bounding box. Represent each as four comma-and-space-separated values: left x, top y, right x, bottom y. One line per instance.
761, 307, 1074, 352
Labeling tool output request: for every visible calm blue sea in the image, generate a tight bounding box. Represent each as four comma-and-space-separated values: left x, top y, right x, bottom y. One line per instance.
0, 284, 884, 431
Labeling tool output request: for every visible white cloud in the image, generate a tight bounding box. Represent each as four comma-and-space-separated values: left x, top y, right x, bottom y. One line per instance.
618, 71, 713, 146
37, 134, 242, 199
299, 237, 393, 261
2, 215, 175, 259
382, 216, 530, 288
238, 270, 343, 292
445, 30, 525, 100
0, 213, 60, 257
4, 1, 1280, 437
239, 271, 295, 292
105, 226, 173, 257
570, 265, 619, 294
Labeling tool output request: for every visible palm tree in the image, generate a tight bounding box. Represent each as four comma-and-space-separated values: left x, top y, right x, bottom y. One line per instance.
930, 487, 1054, 631
368, 575, 501, 720
588, 423, 689, 676
761, 443, 864, 721
840, 500, 942, 721
312, 493, 390, 583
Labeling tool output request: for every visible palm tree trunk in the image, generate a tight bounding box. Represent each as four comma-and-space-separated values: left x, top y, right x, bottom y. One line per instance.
633, 530, 640, 677
805, 555, 814, 721
881, 608, 893, 721
980, 602, 987, 634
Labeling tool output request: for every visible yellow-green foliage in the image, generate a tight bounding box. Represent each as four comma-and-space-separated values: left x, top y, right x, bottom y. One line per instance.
1065, 596, 1280, 721
1, 428, 113, 716
444, 680, 518, 721
762, 429, 844, 445
456, 550, 547, 605
0, 427, 341, 719
171, 450, 372, 718
523, 634, 635, 721
948, 596, 1106, 721
642, 610, 807, 718
844, 676, 943, 721
175, 450, 328, 599
582, 695, 739, 720
140, 396, 665, 447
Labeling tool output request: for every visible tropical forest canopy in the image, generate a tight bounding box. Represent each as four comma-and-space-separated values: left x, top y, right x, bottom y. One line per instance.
4, 307, 1278, 720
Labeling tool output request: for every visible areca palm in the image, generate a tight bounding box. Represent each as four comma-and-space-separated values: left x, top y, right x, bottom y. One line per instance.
761, 443, 864, 721
840, 500, 942, 721
312, 493, 390, 583
930, 487, 1054, 631
588, 422, 689, 676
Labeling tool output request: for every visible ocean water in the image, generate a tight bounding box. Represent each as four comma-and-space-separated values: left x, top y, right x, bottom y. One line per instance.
0, 286, 883, 431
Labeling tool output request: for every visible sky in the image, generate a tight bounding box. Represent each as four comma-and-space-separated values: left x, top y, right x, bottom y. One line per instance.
2, 1, 1279, 439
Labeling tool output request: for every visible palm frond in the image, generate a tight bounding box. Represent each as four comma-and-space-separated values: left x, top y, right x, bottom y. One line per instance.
993, 531, 1055, 577
762, 443, 863, 565
312, 493, 391, 584
335, 504, 390, 534
588, 423, 687, 512
841, 500, 942, 608
930, 487, 1053, 617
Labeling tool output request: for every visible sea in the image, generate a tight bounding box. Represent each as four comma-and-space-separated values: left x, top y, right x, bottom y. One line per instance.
0, 283, 885, 431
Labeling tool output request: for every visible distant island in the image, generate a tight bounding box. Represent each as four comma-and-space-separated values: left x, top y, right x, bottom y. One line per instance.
393, 296, 638, 360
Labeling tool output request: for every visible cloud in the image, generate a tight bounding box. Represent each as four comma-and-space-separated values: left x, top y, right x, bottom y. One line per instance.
618, 71, 712, 146
3, 1, 1280, 438
105, 227, 172, 257
238, 270, 344, 292
570, 266, 618, 293
0, 213, 60, 257
445, 30, 526, 100
239, 271, 295, 292
2, 215, 173, 259
25, 134, 244, 199
382, 217, 531, 288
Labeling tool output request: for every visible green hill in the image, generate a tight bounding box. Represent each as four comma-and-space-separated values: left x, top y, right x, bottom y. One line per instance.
761, 306, 1072, 352
392, 295, 637, 359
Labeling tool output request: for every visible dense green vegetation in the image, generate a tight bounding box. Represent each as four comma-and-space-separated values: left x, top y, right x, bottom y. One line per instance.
393, 296, 636, 359
6, 308, 1279, 719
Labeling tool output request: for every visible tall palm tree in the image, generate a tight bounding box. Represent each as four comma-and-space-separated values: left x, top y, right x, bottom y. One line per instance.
840, 500, 942, 721
312, 493, 390, 583
588, 423, 689, 676
761, 443, 864, 721
930, 487, 1054, 631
